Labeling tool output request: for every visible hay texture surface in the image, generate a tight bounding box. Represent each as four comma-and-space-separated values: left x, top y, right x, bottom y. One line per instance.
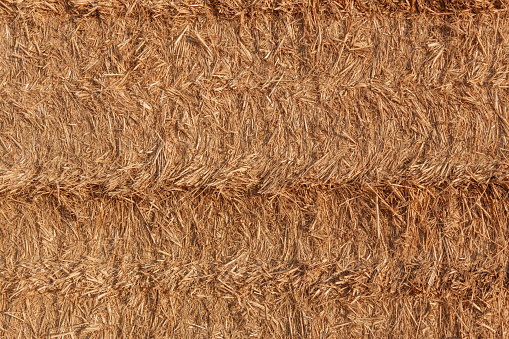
1, 0, 509, 337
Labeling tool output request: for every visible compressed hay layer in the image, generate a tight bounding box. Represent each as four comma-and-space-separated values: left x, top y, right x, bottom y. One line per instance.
1, 0, 509, 337
3, 186, 509, 337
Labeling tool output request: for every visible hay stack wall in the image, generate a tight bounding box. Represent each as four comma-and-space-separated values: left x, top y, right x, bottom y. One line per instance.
1, 0, 509, 337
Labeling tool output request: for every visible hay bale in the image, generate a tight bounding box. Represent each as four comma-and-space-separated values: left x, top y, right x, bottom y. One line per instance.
1, 0, 509, 337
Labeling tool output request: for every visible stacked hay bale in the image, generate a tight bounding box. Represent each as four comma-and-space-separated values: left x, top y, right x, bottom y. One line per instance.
1, 0, 509, 337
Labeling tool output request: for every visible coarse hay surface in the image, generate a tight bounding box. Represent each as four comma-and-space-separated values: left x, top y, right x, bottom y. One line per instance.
1, 0, 509, 338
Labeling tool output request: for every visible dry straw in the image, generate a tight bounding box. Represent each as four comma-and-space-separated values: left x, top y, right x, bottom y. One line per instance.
1, 0, 509, 337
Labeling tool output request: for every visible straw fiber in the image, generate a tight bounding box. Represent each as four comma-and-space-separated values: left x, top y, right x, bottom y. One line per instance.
1, 0, 509, 337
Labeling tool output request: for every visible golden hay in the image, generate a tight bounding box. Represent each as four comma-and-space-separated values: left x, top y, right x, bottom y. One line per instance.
1, 0, 509, 337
